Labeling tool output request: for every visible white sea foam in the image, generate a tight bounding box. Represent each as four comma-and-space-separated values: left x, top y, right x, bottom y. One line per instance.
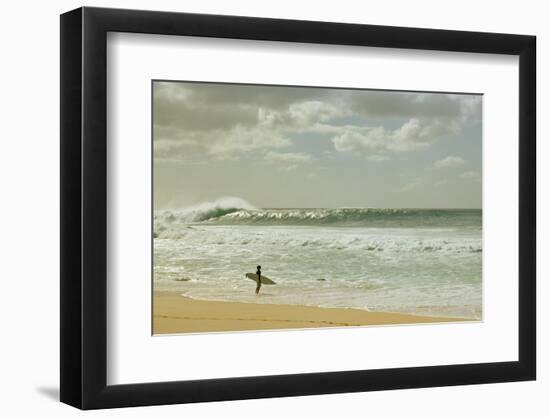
156, 196, 256, 224
154, 198, 482, 319
154, 221, 482, 319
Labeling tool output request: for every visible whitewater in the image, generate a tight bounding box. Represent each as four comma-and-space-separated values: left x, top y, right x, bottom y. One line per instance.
153, 197, 482, 319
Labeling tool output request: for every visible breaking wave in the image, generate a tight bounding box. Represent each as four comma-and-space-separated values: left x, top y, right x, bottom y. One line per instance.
154, 198, 481, 232
153, 199, 483, 319
156, 197, 255, 223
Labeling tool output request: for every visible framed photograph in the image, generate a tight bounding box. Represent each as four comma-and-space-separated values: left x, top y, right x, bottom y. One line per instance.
60, 6, 536, 409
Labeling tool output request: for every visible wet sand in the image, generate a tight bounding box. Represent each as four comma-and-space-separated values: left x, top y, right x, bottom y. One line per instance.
153, 291, 463, 334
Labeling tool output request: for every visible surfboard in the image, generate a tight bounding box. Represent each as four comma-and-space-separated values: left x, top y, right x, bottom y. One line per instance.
245, 273, 276, 285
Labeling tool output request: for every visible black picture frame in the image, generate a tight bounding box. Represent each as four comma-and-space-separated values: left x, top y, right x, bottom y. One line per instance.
60, 6, 536, 410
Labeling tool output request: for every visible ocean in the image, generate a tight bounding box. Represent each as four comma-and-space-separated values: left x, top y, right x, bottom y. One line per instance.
153, 198, 482, 320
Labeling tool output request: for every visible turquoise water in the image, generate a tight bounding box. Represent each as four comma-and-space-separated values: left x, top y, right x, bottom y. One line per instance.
153, 200, 482, 319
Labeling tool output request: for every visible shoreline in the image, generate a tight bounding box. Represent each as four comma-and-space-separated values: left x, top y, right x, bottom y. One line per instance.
153, 291, 470, 334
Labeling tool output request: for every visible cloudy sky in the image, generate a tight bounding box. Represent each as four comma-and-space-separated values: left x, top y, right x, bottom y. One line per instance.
153, 81, 482, 209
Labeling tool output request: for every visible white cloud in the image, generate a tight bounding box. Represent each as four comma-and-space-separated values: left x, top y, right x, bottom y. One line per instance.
281, 165, 298, 172
434, 156, 466, 169
332, 117, 457, 155
208, 126, 291, 156
264, 151, 314, 172
264, 151, 314, 164
460, 171, 480, 179
397, 178, 423, 192
154, 81, 481, 162
330, 93, 480, 157
154, 126, 291, 161
259, 101, 347, 130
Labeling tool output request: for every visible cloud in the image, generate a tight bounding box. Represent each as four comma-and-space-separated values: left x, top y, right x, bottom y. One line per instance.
264, 151, 314, 164
157, 81, 332, 110
330, 92, 481, 157
397, 178, 423, 192
281, 165, 298, 171
154, 82, 347, 161
434, 156, 466, 169
208, 126, 290, 156
154, 82, 343, 134
460, 171, 480, 179
154, 81, 482, 162
349, 91, 481, 121
264, 151, 314, 172
366, 155, 391, 162
332, 117, 457, 154
154, 126, 291, 161
154, 83, 259, 132
259, 101, 347, 130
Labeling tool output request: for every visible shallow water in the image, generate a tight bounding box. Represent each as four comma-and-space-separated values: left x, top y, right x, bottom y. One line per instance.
153, 206, 482, 319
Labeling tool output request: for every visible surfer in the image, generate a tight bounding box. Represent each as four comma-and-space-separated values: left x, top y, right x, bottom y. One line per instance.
255, 265, 262, 294
245, 269, 274, 291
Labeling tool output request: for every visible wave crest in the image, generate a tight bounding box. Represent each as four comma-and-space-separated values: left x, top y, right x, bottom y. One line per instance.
155, 197, 255, 225
202, 207, 481, 228
154, 199, 481, 236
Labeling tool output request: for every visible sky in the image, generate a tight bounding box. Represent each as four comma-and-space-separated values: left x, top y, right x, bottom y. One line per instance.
153, 81, 482, 209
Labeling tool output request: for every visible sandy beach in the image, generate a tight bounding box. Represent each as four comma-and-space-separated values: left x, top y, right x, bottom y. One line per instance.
153, 291, 463, 334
